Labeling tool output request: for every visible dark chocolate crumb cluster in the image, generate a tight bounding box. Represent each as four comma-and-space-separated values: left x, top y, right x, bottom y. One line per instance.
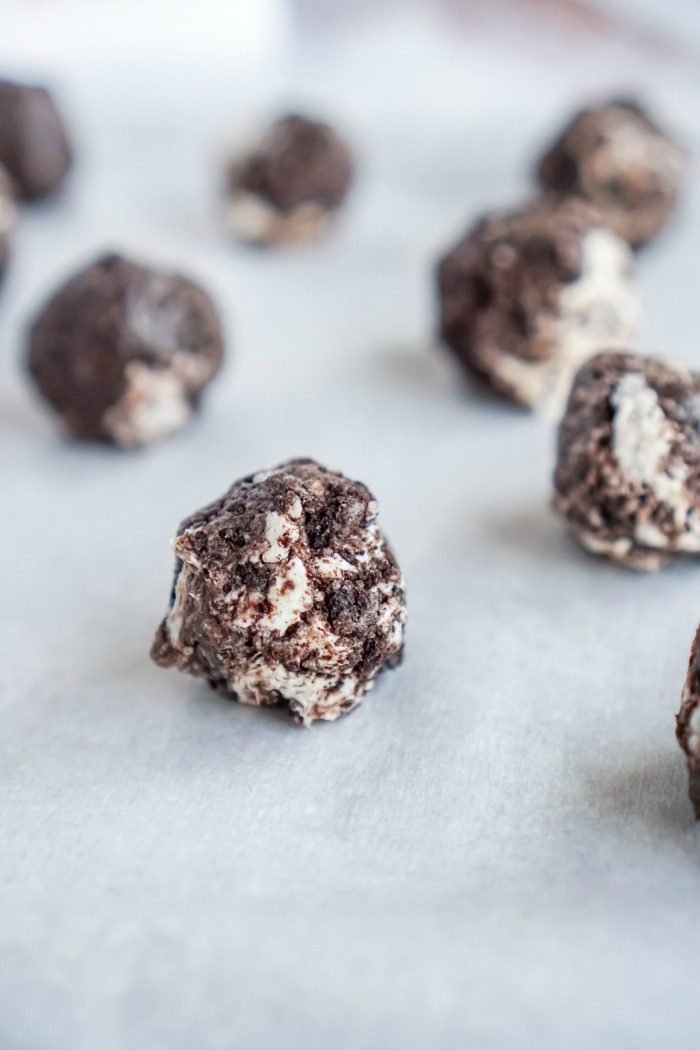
28, 253, 224, 448
553, 351, 700, 571
226, 114, 353, 246
537, 99, 685, 249
151, 459, 406, 725
437, 197, 638, 408
0, 79, 72, 200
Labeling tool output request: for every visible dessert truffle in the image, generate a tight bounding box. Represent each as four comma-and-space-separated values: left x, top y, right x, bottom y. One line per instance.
0, 79, 72, 200
0, 166, 15, 280
151, 459, 406, 726
225, 114, 353, 246
537, 99, 685, 249
553, 351, 700, 570
677, 626, 700, 817
437, 197, 639, 409
28, 253, 224, 448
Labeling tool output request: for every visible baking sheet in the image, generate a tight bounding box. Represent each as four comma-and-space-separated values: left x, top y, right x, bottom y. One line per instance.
2, 3, 700, 1047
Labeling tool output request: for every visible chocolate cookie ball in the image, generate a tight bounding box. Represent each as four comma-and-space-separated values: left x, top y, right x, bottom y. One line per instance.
225, 114, 353, 246
553, 351, 700, 570
677, 626, 700, 817
537, 99, 685, 248
437, 197, 639, 409
0, 79, 72, 200
0, 166, 15, 280
675, 625, 700, 814
151, 459, 406, 726
28, 253, 224, 448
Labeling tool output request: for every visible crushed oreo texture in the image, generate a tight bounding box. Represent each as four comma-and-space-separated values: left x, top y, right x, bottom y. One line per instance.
230, 114, 352, 212
225, 114, 353, 245
436, 196, 637, 408
553, 350, 700, 570
27, 253, 224, 447
0, 79, 72, 200
151, 459, 406, 726
537, 99, 685, 248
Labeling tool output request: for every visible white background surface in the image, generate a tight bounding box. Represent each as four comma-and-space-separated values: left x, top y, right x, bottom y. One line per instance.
2, 2, 700, 1047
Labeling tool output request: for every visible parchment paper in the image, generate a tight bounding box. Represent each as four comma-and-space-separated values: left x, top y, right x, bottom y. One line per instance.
2, 3, 700, 1047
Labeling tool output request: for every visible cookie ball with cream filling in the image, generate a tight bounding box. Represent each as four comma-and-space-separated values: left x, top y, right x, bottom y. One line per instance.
225, 114, 353, 246
537, 99, 685, 248
27, 253, 224, 448
437, 197, 639, 409
0, 78, 72, 200
553, 351, 700, 570
151, 459, 406, 726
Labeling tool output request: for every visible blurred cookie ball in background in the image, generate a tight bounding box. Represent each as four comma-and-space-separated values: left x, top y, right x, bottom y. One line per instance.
0, 166, 16, 280
436, 197, 639, 409
225, 113, 354, 246
27, 253, 224, 448
0, 78, 72, 200
151, 458, 406, 726
536, 99, 685, 249
553, 350, 700, 571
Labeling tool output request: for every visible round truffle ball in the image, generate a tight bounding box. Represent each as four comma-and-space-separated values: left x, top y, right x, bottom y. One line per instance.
0, 165, 16, 281
225, 114, 353, 246
28, 253, 224, 448
676, 625, 700, 819
437, 197, 639, 409
151, 459, 406, 726
553, 351, 700, 571
0, 79, 72, 200
537, 99, 685, 249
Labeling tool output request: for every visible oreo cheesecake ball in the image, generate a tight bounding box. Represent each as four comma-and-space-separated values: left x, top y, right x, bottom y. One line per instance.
152, 459, 406, 725
28, 253, 224, 448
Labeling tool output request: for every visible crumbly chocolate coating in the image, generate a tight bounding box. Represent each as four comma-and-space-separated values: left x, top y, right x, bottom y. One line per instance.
151, 459, 406, 726
437, 197, 639, 408
0, 165, 15, 280
0, 79, 72, 200
27, 253, 224, 448
553, 351, 700, 570
226, 114, 353, 245
537, 99, 685, 248
677, 627, 700, 818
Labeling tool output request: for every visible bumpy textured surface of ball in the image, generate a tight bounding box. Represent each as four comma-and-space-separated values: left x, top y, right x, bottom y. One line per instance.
28, 253, 224, 448
437, 197, 639, 409
151, 459, 406, 726
554, 351, 700, 570
677, 626, 700, 819
226, 114, 353, 246
0, 79, 72, 200
537, 99, 685, 249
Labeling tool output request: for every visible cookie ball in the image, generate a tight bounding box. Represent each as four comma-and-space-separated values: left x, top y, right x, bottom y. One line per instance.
537, 99, 685, 248
225, 114, 353, 246
27, 253, 224, 448
0, 166, 16, 280
437, 197, 639, 409
151, 459, 406, 726
0, 79, 72, 200
553, 351, 700, 570
677, 626, 700, 818
675, 625, 700, 814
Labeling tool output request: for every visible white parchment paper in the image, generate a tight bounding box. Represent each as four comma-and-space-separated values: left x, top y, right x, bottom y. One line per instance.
2, 3, 700, 1047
